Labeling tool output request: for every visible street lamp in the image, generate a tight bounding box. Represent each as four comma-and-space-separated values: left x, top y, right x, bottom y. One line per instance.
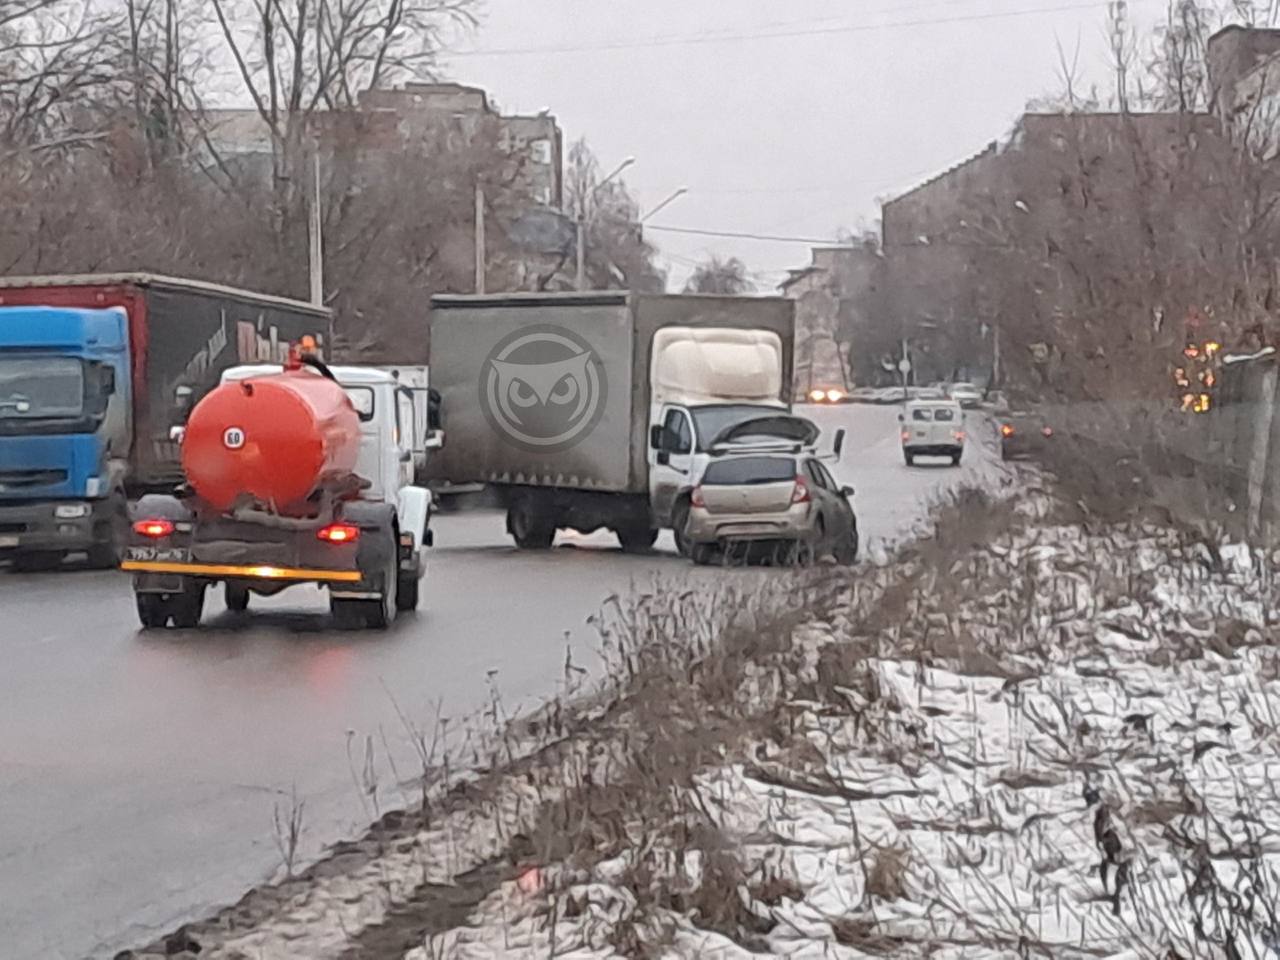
576, 156, 635, 291
640, 187, 688, 223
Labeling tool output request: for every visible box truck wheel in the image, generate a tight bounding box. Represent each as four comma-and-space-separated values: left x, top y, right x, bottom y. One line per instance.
672, 499, 693, 558
616, 524, 658, 553
507, 498, 554, 550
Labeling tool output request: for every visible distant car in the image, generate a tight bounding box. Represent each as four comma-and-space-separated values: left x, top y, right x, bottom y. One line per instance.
848, 386, 880, 403
685, 451, 858, 566
908, 385, 947, 400
805, 386, 851, 404
947, 381, 984, 408
999, 410, 1055, 461
900, 399, 965, 466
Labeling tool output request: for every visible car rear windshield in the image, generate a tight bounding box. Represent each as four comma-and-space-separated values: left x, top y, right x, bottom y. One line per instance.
701, 456, 796, 485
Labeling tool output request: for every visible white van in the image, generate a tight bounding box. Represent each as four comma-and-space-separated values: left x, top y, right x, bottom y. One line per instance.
899, 399, 965, 466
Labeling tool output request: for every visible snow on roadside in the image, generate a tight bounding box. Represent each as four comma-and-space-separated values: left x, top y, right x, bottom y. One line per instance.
398, 504, 1280, 959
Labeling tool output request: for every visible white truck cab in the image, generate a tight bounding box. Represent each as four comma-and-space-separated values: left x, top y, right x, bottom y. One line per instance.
646, 327, 788, 552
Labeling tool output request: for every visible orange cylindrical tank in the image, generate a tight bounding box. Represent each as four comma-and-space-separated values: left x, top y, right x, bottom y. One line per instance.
182, 368, 361, 512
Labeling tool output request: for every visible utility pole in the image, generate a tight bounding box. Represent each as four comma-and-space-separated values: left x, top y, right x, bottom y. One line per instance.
474, 184, 486, 294
992, 321, 1001, 387
308, 145, 323, 308
575, 215, 586, 291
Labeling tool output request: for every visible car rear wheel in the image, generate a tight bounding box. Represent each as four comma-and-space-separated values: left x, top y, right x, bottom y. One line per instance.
904, 451, 915, 467
951, 451, 963, 467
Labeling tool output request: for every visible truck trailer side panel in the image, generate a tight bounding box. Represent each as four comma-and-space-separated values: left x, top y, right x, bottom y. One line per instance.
140, 284, 328, 488
428, 294, 638, 492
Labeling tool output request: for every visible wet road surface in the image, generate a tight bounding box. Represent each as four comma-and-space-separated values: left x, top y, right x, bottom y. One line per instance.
0, 405, 1002, 959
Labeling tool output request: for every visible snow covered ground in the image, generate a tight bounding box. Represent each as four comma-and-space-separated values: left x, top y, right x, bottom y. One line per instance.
393, 498, 1280, 960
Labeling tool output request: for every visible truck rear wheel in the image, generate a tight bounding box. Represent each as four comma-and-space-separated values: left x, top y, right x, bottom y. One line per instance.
396, 572, 420, 611
170, 585, 206, 628
507, 499, 555, 550
225, 583, 250, 613
136, 593, 169, 629
616, 524, 658, 553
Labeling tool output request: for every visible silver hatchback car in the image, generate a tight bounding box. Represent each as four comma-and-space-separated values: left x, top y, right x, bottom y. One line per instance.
684, 452, 858, 565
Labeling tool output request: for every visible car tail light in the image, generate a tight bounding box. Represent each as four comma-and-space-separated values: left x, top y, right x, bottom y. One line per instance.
690, 486, 705, 508
317, 522, 360, 544
953, 430, 966, 442
132, 518, 174, 538
1042, 426, 1054, 437
791, 476, 810, 504
1000, 424, 1015, 437
901, 430, 911, 442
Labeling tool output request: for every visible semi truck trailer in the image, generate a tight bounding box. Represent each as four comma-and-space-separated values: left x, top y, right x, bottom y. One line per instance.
0, 274, 329, 569
427, 291, 795, 552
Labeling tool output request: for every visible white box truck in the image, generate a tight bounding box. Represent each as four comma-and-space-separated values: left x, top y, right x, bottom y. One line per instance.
427, 291, 795, 553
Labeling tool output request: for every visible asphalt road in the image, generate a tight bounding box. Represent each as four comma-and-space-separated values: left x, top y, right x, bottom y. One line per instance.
0, 404, 1002, 960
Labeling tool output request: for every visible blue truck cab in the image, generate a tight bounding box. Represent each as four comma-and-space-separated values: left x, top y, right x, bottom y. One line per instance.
0, 306, 130, 567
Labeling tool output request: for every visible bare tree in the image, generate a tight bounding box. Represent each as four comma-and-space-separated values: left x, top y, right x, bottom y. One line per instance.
557, 138, 665, 292
206, 0, 479, 206
683, 255, 754, 295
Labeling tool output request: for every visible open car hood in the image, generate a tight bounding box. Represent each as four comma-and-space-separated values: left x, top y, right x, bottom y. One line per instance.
710, 414, 820, 448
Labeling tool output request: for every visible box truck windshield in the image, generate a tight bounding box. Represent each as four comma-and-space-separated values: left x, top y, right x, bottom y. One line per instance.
688, 404, 783, 452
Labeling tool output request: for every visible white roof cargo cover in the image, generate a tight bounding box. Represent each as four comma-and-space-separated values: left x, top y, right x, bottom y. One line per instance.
650, 326, 784, 406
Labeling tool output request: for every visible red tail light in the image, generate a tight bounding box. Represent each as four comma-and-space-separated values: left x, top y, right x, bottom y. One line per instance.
690, 486, 705, 508
1042, 426, 1054, 437
953, 431, 966, 442
317, 522, 360, 544
1000, 424, 1015, 437
132, 518, 174, 539
900, 430, 911, 442
791, 476, 810, 504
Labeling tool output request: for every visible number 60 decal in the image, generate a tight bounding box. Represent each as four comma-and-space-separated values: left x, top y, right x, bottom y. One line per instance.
223, 426, 246, 450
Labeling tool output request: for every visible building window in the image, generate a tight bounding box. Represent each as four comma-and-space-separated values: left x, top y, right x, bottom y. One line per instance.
530, 138, 552, 164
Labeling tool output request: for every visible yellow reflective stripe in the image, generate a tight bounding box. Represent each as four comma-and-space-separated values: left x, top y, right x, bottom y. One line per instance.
120, 560, 362, 582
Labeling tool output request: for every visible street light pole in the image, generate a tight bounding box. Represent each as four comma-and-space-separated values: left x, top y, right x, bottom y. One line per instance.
640, 187, 688, 223
576, 156, 635, 291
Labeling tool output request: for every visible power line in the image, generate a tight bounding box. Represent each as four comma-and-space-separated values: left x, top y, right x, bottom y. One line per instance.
447, 1, 1132, 59
645, 224, 841, 244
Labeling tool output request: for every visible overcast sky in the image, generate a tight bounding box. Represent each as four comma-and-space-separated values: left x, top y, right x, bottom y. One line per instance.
442, 0, 1168, 290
